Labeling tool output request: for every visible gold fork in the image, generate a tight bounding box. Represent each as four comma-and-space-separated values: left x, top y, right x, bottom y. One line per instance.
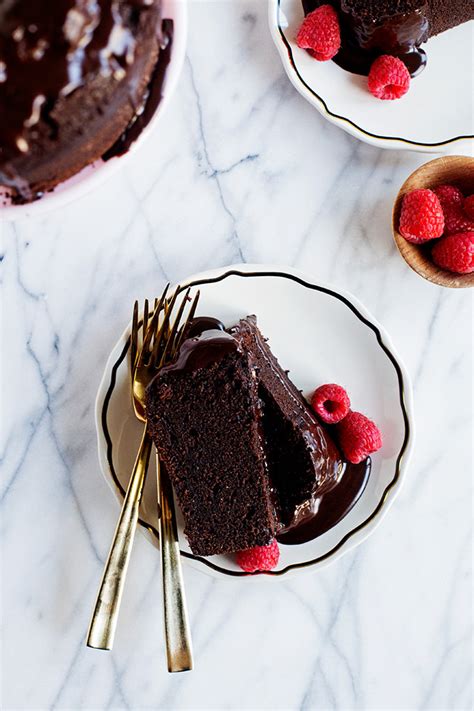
152, 289, 199, 673
87, 290, 168, 651
87, 287, 198, 669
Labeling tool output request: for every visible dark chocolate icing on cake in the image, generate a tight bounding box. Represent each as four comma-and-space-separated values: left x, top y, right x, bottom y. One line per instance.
303, 0, 473, 76
0, 0, 170, 202
159, 328, 239, 375
230, 316, 345, 533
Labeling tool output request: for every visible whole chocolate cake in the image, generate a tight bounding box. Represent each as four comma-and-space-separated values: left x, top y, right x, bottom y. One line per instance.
0, 0, 171, 203
146, 316, 351, 557
303, 0, 474, 75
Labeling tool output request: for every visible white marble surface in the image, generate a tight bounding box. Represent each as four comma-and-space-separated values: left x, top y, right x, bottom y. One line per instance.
1, 1, 472, 709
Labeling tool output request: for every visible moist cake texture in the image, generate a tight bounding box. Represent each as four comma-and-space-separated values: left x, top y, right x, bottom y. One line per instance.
146, 325, 277, 557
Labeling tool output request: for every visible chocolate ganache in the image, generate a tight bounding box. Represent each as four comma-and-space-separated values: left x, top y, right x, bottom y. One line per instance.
149, 315, 371, 550
0, 0, 170, 202
303, 0, 473, 77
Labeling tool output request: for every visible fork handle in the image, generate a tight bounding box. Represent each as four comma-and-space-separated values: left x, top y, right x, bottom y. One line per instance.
157, 453, 194, 672
87, 425, 152, 650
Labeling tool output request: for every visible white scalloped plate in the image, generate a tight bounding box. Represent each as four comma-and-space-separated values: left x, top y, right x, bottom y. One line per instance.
269, 0, 474, 152
0, 0, 187, 220
95, 264, 415, 579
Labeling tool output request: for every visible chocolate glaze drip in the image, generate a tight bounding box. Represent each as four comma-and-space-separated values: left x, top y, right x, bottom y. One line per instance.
103, 17, 173, 159
0, 0, 155, 161
181, 316, 225, 340
277, 457, 371, 544
159, 328, 239, 375
303, 0, 429, 77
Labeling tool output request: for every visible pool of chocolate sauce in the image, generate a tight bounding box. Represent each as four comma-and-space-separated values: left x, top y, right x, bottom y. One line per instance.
277, 457, 371, 544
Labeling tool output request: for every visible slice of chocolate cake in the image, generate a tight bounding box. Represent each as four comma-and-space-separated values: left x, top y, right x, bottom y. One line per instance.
303, 0, 474, 76
146, 316, 345, 556
146, 324, 277, 557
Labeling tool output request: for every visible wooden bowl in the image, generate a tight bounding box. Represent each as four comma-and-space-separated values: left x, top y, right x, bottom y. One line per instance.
392, 155, 474, 289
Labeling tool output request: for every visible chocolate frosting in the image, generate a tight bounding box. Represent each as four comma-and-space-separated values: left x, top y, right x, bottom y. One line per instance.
159, 327, 238, 375
0, 0, 170, 201
161, 316, 373, 544
231, 316, 344, 501
303, 0, 429, 76
0, 1, 154, 160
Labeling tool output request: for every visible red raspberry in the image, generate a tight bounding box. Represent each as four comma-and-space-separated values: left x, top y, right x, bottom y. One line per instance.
433, 185, 474, 235
296, 5, 341, 61
433, 184, 464, 209
399, 189, 444, 243
463, 195, 474, 221
367, 55, 410, 100
236, 539, 280, 573
311, 383, 350, 424
443, 206, 474, 236
336, 411, 382, 465
431, 232, 474, 274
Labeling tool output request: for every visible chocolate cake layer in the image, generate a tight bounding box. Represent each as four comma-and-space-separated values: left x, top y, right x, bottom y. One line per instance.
146, 329, 277, 557
0, 0, 168, 203
428, 0, 473, 36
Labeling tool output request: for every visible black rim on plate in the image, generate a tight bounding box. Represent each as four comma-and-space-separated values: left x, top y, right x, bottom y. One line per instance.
275, 0, 473, 149
100, 269, 411, 577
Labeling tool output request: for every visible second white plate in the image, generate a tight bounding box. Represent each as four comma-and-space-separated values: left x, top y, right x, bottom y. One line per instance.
269, 0, 474, 152
95, 265, 414, 579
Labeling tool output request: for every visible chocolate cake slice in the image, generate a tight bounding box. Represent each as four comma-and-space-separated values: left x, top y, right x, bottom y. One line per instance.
303, 0, 473, 76
146, 316, 345, 556
146, 324, 277, 557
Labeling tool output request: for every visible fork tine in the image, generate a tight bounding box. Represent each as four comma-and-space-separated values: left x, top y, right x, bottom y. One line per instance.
152, 284, 169, 324
146, 286, 181, 369
140, 284, 169, 362
130, 300, 139, 373
141, 304, 161, 361
174, 290, 200, 355
146, 285, 171, 363
143, 298, 149, 337
157, 288, 191, 366
157, 286, 181, 343
150, 315, 167, 367
188, 289, 200, 320
144, 285, 170, 357
183, 290, 200, 332
136, 284, 195, 374
154, 287, 185, 367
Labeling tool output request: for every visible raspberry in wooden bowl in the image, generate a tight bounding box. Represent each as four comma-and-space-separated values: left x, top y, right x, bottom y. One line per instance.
392, 156, 474, 288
